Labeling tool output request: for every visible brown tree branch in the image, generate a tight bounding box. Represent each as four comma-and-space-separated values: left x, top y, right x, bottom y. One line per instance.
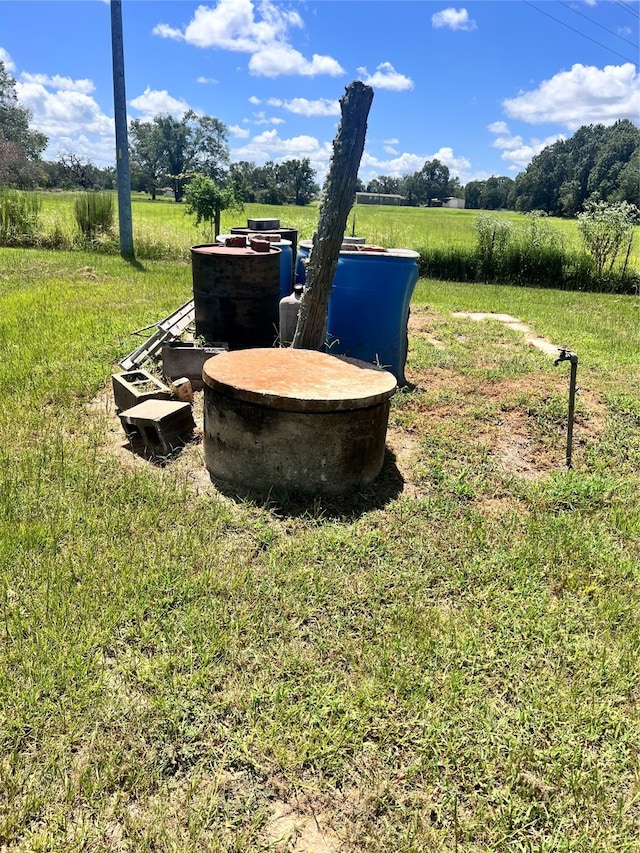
291, 81, 374, 350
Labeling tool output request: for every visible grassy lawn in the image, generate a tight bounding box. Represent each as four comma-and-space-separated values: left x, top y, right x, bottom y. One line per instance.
1, 245, 639, 851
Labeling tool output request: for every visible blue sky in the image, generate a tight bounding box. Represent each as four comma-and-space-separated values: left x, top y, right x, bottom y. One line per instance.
1, 0, 638, 186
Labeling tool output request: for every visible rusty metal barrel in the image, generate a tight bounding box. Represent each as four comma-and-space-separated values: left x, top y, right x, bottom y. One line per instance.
191, 244, 281, 349
230, 223, 298, 287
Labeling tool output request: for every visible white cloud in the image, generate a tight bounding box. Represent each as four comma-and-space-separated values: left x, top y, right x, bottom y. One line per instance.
14, 75, 114, 166
128, 86, 190, 118
252, 110, 285, 125
15, 79, 113, 139
248, 95, 261, 105
54, 133, 115, 167
249, 46, 344, 78
231, 128, 333, 174
152, 0, 299, 52
384, 144, 399, 155
488, 122, 565, 171
20, 72, 95, 94
197, 76, 218, 85
153, 0, 342, 79
360, 151, 426, 177
360, 146, 472, 183
267, 96, 340, 117
500, 136, 565, 172
229, 124, 250, 138
356, 62, 414, 92
0, 48, 16, 72
503, 63, 640, 130
431, 8, 477, 31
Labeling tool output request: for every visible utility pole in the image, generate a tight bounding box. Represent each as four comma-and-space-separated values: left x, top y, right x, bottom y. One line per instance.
110, 0, 134, 259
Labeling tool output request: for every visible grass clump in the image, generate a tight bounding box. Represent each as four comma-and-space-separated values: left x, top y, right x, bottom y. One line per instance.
73, 192, 114, 243
0, 189, 41, 246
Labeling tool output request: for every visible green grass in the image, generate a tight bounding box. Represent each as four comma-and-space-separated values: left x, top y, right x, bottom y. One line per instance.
32, 191, 605, 254
1, 247, 640, 851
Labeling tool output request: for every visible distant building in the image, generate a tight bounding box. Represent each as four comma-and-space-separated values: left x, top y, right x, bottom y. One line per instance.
356, 192, 407, 206
444, 197, 465, 209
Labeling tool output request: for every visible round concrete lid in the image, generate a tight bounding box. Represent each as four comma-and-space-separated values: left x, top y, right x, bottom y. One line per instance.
191, 244, 281, 257
202, 348, 397, 413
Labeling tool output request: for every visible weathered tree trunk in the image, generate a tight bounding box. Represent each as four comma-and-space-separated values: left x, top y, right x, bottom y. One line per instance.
291, 81, 373, 350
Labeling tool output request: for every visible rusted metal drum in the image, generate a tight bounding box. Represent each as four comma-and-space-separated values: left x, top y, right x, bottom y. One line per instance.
202, 348, 397, 494
230, 224, 298, 285
191, 244, 281, 349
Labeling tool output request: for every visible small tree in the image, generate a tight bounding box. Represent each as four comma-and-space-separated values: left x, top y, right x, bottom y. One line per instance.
577, 198, 640, 277
184, 173, 241, 241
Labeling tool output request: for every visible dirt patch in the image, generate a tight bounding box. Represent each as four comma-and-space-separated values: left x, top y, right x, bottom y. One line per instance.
90, 308, 605, 499
262, 793, 343, 852
88, 386, 214, 496
492, 411, 556, 479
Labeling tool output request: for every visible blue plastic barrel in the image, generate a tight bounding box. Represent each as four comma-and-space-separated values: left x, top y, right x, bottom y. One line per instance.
295, 239, 313, 285
326, 248, 419, 385
273, 239, 293, 299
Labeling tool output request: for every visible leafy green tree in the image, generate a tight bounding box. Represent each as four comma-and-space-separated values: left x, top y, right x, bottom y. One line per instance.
129, 119, 166, 199
277, 158, 318, 205
366, 175, 403, 195
587, 120, 640, 203
479, 176, 514, 210
0, 60, 47, 186
464, 180, 483, 210
184, 173, 241, 240
229, 161, 258, 203
577, 198, 639, 276
130, 111, 230, 202
614, 148, 640, 206
185, 111, 229, 183
512, 121, 640, 217
403, 159, 450, 206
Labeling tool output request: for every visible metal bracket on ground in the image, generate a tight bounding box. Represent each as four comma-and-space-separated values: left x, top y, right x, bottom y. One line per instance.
118, 300, 195, 371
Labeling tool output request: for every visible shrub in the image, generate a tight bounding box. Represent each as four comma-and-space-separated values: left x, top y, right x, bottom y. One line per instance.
0, 189, 41, 246
74, 192, 114, 241
577, 199, 640, 277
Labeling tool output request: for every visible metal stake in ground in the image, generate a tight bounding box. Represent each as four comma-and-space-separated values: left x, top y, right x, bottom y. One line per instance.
554, 348, 579, 469
292, 81, 374, 351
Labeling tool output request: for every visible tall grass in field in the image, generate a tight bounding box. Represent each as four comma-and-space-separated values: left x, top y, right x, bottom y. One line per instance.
4, 190, 639, 291
0, 188, 42, 245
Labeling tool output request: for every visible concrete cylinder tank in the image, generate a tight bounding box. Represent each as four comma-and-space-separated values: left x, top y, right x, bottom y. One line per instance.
202, 348, 397, 495
191, 243, 281, 349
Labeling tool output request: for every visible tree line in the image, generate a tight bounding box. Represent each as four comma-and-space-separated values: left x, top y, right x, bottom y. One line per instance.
0, 60, 638, 218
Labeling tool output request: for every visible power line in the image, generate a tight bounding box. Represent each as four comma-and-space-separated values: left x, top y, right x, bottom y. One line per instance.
612, 0, 640, 20
558, 0, 639, 50
523, 1, 638, 65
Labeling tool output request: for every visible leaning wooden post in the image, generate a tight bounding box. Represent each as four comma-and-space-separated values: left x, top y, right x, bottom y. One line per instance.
291, 81, 374, 350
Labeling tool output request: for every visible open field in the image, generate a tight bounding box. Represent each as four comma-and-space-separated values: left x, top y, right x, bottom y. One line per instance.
31, 192, 603, 259
1, 247, 639, 851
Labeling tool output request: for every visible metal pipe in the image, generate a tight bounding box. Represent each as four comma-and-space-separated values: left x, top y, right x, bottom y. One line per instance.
554, 348, 579, 469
